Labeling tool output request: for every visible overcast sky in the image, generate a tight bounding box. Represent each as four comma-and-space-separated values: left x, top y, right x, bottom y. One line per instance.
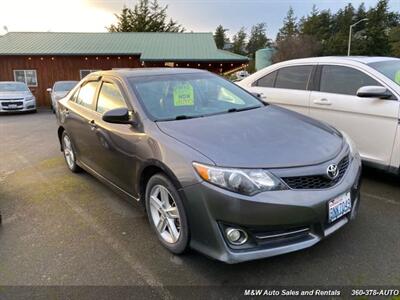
1, 0, 399, 39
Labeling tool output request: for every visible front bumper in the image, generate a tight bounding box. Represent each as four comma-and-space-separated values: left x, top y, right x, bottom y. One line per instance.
0, 99, 36, 112
182, 155, 362, 263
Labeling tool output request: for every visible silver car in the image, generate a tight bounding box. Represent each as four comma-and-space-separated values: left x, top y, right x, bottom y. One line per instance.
47, 81, 78, 112
0, 81, 36, 113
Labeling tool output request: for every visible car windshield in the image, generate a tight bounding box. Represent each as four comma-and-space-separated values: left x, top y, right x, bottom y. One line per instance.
368, 60, 400, 87
0, 82, 29, 92
129, 72, 263, 121
54, 82, 78, 92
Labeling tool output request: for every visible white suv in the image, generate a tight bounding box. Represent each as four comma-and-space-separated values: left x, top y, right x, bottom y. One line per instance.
238, 57, 400, 174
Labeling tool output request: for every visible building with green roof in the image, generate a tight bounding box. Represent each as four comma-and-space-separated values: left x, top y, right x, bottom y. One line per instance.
0, 32, 248, 107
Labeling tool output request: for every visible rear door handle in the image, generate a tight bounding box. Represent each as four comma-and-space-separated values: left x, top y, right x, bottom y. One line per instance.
89, 120, 97, 131
313, 98, 332, 105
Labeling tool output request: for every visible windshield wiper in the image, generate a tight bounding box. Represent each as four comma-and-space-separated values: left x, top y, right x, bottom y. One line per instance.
156, 115, 204, 121
227, 105, 262, 113
175, 115, 201, 120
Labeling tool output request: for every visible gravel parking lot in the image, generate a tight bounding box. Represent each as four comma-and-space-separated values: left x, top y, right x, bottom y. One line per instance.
0, 110, 399, 298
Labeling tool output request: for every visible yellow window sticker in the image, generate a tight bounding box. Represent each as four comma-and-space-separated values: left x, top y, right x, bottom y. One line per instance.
395, 70, 400, 85
173, 83, 194, 106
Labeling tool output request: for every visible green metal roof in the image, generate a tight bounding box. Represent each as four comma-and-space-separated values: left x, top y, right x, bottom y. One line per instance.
0, 32, 248, 62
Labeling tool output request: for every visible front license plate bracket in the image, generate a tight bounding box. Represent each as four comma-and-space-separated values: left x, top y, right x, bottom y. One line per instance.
328, 192, 351, 223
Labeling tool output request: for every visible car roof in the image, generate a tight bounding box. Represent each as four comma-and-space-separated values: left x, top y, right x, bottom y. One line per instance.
91, 68, 208, 78
54, 80, 78, 83
0, 81, 27, 84
277, 56, 399, 65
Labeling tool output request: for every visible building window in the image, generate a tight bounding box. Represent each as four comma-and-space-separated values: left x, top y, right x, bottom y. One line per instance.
80, 69, 101, 79
14, 70, 38, 87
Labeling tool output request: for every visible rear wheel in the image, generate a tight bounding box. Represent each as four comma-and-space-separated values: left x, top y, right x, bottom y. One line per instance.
61, 132, 81, 173
145, 174, 189, 254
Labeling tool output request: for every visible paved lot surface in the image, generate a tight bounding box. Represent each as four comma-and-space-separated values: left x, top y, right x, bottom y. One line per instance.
0, 111, 399, 297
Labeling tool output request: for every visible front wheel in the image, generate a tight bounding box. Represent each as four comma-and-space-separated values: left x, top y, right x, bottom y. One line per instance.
61, 132, 81, 173
145, 174, 189, 254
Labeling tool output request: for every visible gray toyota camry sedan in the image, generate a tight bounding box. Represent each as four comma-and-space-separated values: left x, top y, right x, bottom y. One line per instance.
56, 68, 362, 263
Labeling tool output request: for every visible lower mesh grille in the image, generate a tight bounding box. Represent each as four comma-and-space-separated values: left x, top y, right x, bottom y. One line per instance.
282, 155, 349, 190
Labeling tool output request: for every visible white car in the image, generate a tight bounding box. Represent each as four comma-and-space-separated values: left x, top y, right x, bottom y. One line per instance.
47, 81, 78, 112
238, 56, 400, 174
0, 81, 36, 113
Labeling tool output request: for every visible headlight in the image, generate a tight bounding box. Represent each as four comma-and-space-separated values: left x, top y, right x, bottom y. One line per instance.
341, 131, 360, 160
193, 162, 287, 195
25, 96, 35, 101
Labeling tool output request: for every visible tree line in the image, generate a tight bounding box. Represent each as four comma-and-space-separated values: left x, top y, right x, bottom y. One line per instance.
108, 0, 400, 67
216, 0, 399, 64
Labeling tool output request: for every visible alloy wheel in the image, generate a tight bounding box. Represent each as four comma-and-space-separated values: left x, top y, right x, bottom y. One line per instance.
63, 135, 75, 170
149, 185, 181, 244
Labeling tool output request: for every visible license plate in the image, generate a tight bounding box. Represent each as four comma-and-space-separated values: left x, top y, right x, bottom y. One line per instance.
8, 104, 17, 109
328, 192, 351, 223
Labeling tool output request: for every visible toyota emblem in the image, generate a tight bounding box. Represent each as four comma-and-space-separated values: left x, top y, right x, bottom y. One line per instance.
326, 164, 339, 180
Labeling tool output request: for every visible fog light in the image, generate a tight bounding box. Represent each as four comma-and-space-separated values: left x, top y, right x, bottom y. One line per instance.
225, 228, 248, 245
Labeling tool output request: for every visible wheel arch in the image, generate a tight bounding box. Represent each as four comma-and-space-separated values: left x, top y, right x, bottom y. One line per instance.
57, 126, 65, 151
137, 160, 184, 204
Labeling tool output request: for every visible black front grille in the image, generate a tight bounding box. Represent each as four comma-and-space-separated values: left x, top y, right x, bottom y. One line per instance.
1, 101, 23, 107
282, 155, 350, 190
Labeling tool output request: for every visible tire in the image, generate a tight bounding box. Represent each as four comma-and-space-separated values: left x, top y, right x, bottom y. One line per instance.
145, 173, 189, 254
61, 131, 81, 173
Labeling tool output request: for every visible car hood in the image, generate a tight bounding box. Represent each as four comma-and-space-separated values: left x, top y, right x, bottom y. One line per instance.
157, 106, 344, 168
0, 91, 31, 99
53, 91, 69, 99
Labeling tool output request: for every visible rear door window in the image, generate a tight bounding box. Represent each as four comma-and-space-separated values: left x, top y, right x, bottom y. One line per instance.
275, 66, 313, 90
320, 65, 381, 96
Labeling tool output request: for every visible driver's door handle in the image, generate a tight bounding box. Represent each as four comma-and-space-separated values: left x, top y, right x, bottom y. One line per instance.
313, 98, 332, 105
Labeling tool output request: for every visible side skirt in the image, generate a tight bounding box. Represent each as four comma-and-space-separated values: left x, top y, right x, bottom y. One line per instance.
76, 160, 141, 203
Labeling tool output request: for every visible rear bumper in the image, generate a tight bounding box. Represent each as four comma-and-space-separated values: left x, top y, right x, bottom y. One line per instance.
181, 156, 362, 263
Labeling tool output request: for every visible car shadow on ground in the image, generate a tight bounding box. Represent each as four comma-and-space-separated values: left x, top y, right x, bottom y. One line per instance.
362, 164, 399, 187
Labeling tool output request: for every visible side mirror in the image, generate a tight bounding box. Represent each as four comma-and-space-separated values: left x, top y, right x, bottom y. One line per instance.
102, 108, 134, 124
251, 92, 267, 102
356, 86, 391, 99
46, 88, 52, 93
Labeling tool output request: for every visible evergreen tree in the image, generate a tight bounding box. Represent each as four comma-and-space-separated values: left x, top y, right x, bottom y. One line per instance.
364, 0, 396, 55
351, 3, 369, 55
107, 0, 184, 32
232, 27, 247, 55
325, 3, 356, 55
246, 23, 270, 58
214, 25, 229, 49
389, 26, 400, 57
275, 0, 400, 58
276, 7, 299, 42
108, 6, 133, 32
299, 5, 332, 54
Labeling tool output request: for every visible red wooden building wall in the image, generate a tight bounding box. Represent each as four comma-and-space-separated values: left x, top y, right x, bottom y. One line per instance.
0, 55, 245, 107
